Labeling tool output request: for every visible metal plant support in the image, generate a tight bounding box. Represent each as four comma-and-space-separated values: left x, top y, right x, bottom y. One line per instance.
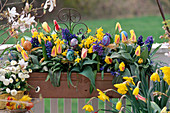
55, 8, 88, 34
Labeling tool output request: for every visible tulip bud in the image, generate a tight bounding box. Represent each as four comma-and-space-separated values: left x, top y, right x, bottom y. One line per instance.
51, 46, 57, 57
119, 62, 125, 71
121, 31, 128, 43
115, 22, 122, 33
81, 48, 88, 59
21, 50, 29, 61
42, 22, 51, 33
57, 44, 62, 54
16, 44, 23, 52
21, 38, 25, 47
53, 20, 60, 31
130, 29, 136, 43
104, 56, 112, 64
135, 45, 141, 56
114, 34, 120, 44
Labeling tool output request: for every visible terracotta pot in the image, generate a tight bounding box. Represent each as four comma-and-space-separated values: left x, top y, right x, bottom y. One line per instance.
28, 72, 120, 98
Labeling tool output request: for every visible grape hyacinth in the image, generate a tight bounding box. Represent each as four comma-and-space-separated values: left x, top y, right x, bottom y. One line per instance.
145, 36, 154, 51
62, 28, 77, 41
137, 35, 144, 46
111, 71, 120, 77
30, 37, 39, 47
45, 41, 52, 58
93, 41, 103, 56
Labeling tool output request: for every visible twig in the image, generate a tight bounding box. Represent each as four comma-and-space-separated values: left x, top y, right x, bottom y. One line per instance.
156, 0, 170, 36
0, 0, 2, 8
0, 0, 8, 13
5, 1, 25, 6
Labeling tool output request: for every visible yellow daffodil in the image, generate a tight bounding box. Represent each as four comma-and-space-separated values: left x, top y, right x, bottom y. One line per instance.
123, 77, 135, 85
160, 66, 170, 85
47, 36, 52, 42
133, 81, 141, 96
51, 33, 57, 40
114, 34, 120, 44
87, 28, 91, 33
130, 29, 137, 43
32, 31, 38, 38
114, 82, 128, 94
138, 58, 143, 64
88, 47, 93, 53
119, 62, 125, 71
150, 72, 160, 82
135, 45, 141, 56
97, 89, 110, 102
75, 57, 81, 63
115, 22, 122, 33
116, 101, 122, 110
160, 106, 167, 113
82, 104, 94, 112
20, 95, 32, 102
62, 50, 67, 56
104, 56, 112, 64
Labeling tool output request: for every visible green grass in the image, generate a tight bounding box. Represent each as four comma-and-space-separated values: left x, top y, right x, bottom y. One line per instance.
0, 15, 169, 44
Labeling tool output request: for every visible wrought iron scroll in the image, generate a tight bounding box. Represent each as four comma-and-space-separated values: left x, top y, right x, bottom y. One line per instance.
55, 8, 88, 34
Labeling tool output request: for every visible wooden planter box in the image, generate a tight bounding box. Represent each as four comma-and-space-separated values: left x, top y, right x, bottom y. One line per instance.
28, 73, 120, 98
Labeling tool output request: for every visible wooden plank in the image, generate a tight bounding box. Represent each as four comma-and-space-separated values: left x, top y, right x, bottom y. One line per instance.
105, 100, 112, 113
28, 73, 120, 98
78, 99, 85, 113
32, 99, 44, 113
64, 98, 72, 113
122, 98, 126, 113
92, 98, 98, 113
50, 98, 58, 113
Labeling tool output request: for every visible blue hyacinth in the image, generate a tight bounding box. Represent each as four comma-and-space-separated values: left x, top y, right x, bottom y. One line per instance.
45, 41, 52, 58
93, 41, 103, 56
145, 36, 154, 51
62, 28, 77, 41
137, 35, 144, 46
30, 37, 39, 47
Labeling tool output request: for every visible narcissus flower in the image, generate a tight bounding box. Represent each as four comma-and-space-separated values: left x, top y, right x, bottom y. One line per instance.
116, 101, 122, 110
82, 104, 94, 112
97, 89, 110, 102
87, 28, 91, 34
75, 57, 81, 63
138, 58, 143, 64
51, 46, 57, 57
150, 72, 160, 82
135, 45, 141, 56
119, 62, 125, 71
123, 77, 135, 85
42, 22, 51, 33
104, 56, 112, 64
114, 34, 120, 44
21, 50, 29, 61
160, 66, 170, 85
133, 81, 141, 96
16, 44, 23, 52
115, 22, 122, 33
81, 48, 88, 59
114, 82, 128, 94
130, 29, 137, 43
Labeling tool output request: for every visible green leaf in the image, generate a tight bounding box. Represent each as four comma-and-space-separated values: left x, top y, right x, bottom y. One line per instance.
45, 75, 50, 82
29, 55, 39, 65
151, 101, 161, 113
83, 59, 98, 65
0, 47, 10, 58
140, 47, 149, 63
68, 67, 80, 87
121, 52, 133, 60
118, 50, 126, 53
32, 64, 41, 70
92, 53, 97, 60
79, 66, 95, 89
53, 70, 62, 87
150, 44, 161, 58
41, 61, 52, 66
122, 68, 131, 76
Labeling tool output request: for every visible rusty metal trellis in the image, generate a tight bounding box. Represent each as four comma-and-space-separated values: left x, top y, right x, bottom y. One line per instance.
54, 8, 88, 34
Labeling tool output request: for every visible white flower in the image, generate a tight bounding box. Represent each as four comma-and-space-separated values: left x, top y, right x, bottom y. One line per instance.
16, 65, 21, 70
18, 72, 24, 78
0, 76, 5, 81
11, 74, 16, 79
164, 52, 170, 57
9, 78, 14, 83
0, 69, 6, 75
22, 69, 28, 74
21, 78, 25, 82
11, 89, 17, 96
3, 79, 10, 86
6, 88, 10, 93
29, 69, 32, 73
7, 7, 19, 22
18, 59, 28, 69
44, 0, 56, 12
24, 74, 30, 78
35, 86, 40, 93
11, 60, 17, 66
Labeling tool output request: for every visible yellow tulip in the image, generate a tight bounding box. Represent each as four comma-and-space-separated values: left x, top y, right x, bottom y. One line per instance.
114, 34, 120, 44
104, 56, 112, 64
115, 22, 122, 33
21, 38, 25, 47
130, 29, 137, 43
138, 58, 143, 64
121, 33, 127, 43
135, 45, 141, 56
119, 62, 125, 71
16, 44, 23, 52
51, 46, 57, 57
42, 22, 51, 33
21, 50, 29, 61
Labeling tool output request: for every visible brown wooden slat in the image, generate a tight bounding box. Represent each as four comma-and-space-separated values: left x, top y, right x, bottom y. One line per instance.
50, 98, 58, 113
105, 100, 112, 113
78, 99, 85, 113
64, 98, 72, 113
92, 98, 98, 113
33, 99, 44, 113
28, 73, 120, 98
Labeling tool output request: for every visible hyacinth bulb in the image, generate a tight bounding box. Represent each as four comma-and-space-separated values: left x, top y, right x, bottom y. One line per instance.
70, 38, 78, 49
120, 31, 128, 40
8, 52, 18, 61
102, 35, 110, 46
23, 40, 32, 51
66, 50, 75, 61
